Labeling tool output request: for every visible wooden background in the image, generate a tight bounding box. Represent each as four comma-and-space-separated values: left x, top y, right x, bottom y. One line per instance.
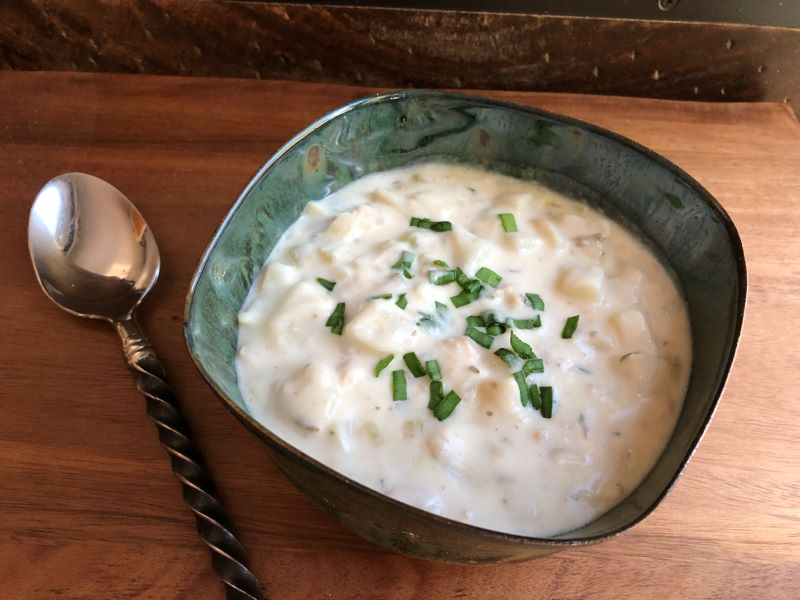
1, 71, 799, 598
1, 1, 799, 113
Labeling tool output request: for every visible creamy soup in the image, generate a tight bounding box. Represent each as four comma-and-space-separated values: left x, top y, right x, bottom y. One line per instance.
236, 163, 691, 537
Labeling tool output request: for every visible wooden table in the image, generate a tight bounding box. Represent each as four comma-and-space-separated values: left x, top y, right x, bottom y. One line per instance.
1, 72, 798, 599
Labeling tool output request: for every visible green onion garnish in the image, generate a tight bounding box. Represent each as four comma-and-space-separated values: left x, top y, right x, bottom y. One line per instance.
540, 386, 553, 418
526, 293, 545, 311
513, 318, 536, 329
523, 358, 544, 375
529, 383, 542, 410
410, 217, 432, 229
392, 250, 415, 279
499, 213, 518, 233
451, 290, 479, 308
475, 266, 502, 287
494, 348, 520, 368
466, 315, 487, 327
561, 315, 580, 339
510, 330, 535, 359
324, 302, 346, 335
486, 324, 504, 336
369, 293, 393, 300
403, 352, 426, 378
428, 380, 444, 410
433, 259, 450, 267
316, 277, 336, 291
435, 301, 448, 312
410, 217, 452, 232
392, 370, 407, 401
465, 326, 494, 349
375, 354, 394, 377
532, 314, 542, 328
513, 371, 530, 406
396, 293, 408, 310
428, 269, 457, 285
461, 278, 482, 295
455, 267, 470, 287
433, 390, 461, 421
425, 360, 442, 381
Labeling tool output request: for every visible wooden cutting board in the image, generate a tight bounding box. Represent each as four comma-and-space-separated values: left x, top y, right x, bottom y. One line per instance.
1, 71, 798, 599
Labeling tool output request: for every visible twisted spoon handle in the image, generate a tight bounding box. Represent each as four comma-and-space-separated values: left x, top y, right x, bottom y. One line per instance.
116, 315, 264, 600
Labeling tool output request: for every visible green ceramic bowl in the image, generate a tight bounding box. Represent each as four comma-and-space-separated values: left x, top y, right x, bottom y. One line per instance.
184, 90, 746, 563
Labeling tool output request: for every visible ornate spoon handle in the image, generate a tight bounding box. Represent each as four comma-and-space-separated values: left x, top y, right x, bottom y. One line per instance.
116, 316, 264, 600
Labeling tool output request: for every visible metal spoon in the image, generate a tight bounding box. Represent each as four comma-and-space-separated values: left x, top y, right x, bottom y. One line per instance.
28, 173, 264, 600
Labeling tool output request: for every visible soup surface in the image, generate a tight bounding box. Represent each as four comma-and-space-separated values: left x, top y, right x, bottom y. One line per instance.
236, 163, 691, 537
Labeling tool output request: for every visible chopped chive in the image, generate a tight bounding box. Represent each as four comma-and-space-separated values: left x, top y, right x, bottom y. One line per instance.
425, 360, 442, 381
461, 278, 482, 295
529, 383, 542, 410
510, 330, 535, 359
513, 318, 536, 329
433, 259, 450, 267
499, 213, 518, 233
466, 315, 487, 327
392, 250, 415, 279
392, 370, 407, 401
486, 324, 504, 336
475, 266, 502, 287
369, 293, 392, 300
526, 293, 545, 311
451, 290, 478, 308
465, 326, 494, 349
428, 269, 457, 285
494, 348, 520, 368
396, 293, 408, 310
403, 352, 427, 377
375, 354, 394, 377
410, 216, 432, 229
410, 217, 452, 232
561, 315, 580, 339
428, 380, 444, 410
433, 390, 461, 421
454, 267, 470, 287
540, 386, 553, 417
513, 371, 530, 406
325, 303, 346, 335
316, 277, 336, 291
523, 358, 544, 375
532, 314, 542, 328
435, 301, 448, 312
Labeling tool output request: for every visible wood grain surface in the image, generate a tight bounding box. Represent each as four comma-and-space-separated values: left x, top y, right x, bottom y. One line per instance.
2, 1, 800, 113
1, 71, 799, 599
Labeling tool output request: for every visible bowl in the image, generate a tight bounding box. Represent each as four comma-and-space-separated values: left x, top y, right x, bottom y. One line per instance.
184, 90, 746, 563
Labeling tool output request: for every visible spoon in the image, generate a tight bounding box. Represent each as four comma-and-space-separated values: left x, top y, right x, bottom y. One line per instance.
28, 173, 264, 600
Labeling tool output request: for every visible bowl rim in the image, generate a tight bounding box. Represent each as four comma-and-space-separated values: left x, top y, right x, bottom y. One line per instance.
184, 89, 747, 549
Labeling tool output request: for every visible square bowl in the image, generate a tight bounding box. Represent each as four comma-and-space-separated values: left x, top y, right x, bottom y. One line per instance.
184, 90, 745, 563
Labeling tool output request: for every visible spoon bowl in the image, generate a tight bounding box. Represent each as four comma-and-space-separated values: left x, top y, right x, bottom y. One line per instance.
28, 173, 160, 322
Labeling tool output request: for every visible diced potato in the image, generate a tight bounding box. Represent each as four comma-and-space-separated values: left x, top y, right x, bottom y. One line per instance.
371, 187, 402, 206
613, 351, 658, 387
257, 263, 300, 293
264, 281, 335, 348
345, 299, 419, 353
426, 427, 467, 471
451, 225, 499, 274
608, 309, 655, 354
556, 213, 610, 239
502, 233, 543, 256
276, 363, 341, 431
557, 266, 605, 302
476, 377, 524, 418
304, 201, 328, 217
326, 204, 378, 241
494, 191, 541, 214
531, 218, 567, 250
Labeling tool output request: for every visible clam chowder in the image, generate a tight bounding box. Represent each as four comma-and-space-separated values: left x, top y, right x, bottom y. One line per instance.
236, 163, 691, 537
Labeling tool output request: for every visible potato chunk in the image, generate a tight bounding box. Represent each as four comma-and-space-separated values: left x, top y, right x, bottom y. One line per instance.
557, 266, 605, 302
277, 363, 341, 431
345, 299, 418, 353
264, 281, 335, 348
608, 309, 655, 354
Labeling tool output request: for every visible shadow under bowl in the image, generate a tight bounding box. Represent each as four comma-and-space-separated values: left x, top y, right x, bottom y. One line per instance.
184, 90, 746, 563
